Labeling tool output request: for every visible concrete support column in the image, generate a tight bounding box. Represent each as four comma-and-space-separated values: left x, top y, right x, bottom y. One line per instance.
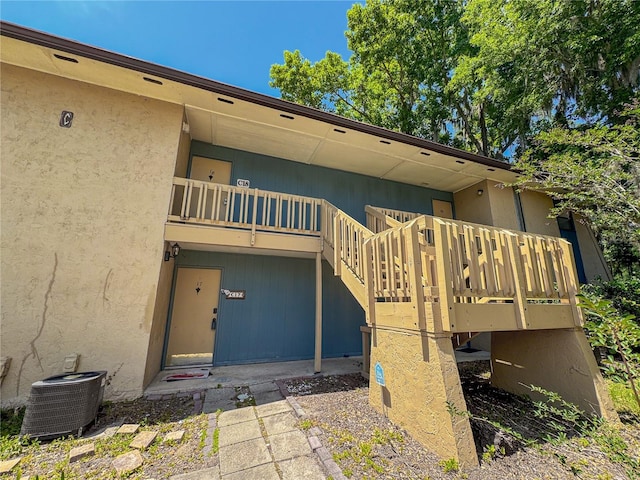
314, 252, 322, 373
492, 328, 618, 421
369, 326, 478, 468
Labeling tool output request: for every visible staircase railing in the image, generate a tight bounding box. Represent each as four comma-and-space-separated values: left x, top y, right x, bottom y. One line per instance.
168, 181, 582, 334
321, 202, 372, 309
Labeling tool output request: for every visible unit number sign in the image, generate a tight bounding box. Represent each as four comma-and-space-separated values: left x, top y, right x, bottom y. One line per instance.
221, 289, 246, 300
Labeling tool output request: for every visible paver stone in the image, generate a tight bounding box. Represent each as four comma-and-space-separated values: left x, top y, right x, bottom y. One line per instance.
130, 431, 158, 450
112, 450, 144, 475
69, 442, 95, 462
117, 423, 140, 435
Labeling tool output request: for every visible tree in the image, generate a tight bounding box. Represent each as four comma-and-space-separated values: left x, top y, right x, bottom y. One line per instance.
270, 0, 640, 160
270, 0, 469, 145
512, 102, 640, 250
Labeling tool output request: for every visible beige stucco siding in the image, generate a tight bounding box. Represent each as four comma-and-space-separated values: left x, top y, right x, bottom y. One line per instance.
453, 180, 519, 230
143, 248, 175, 387
453, 180, 493, 226
0, 64, 183, 405
573, 215, 611, 281
519, 191, 560, 237
487, 182, 520, 230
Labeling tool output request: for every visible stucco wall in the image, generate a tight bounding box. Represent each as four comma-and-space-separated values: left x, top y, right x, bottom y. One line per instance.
142, 248, 176, 387
369, 328, 477, 467
519, 191, 560, 236
0, 64, 183, 405
143, 123, 192, 387
453, 180, 493, 226
487, 182, 520, 230
573, 215, 611, 281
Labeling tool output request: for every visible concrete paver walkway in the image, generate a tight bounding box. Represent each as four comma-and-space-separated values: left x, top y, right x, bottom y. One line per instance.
218, 399, 324, 479
169, 381, 339, 480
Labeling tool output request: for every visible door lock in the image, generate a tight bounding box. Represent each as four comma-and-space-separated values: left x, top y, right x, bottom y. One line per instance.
211, 317, 217, 330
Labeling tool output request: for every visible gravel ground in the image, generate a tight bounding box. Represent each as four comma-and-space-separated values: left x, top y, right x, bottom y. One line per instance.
284, 363, 640, 480
5, 362, 639, 479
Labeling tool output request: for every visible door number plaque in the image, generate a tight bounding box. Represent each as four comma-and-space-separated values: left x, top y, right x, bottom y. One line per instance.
221, 289, 246, 300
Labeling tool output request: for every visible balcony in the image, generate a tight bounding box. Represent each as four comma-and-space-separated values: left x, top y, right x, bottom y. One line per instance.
165, 178, 582, 334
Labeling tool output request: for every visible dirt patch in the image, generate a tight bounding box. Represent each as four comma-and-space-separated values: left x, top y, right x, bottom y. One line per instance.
3, 395, 217, 479
283, 365, 640, 479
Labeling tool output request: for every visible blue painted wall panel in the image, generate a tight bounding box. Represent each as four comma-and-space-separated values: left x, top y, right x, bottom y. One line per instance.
190, 142, 453, 224
178, 142, 447, 365
176, 251, 364, 365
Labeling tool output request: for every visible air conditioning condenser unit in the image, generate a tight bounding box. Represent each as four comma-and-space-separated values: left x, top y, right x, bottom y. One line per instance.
21, 371, 107, 440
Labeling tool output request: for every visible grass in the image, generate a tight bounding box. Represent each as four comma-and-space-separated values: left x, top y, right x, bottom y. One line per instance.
328, 425, 402, 477
607, 379, 640, 416
438, 457, 459, 473
298, 419, 316, 431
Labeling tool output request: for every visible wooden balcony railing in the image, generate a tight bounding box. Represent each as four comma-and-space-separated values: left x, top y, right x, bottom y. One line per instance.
167, 180, 582, 333
168, 178, 322, 243
364, 213, 582, 332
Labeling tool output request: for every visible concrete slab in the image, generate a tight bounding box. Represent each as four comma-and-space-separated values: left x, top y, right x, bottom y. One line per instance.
269, 430, 312, 462
254, 390, 284, 405
455, 349, 490, 362
218, 407, 256, 427
219, 438, 271, 476
163, 430, 185, 443
219, 419, 262, 447
144, 357, 363, 396
112, 450, 143, 475
0, 458, 21, 473
222, 463, 280, 480
169, 467, 221, 480
255, 400, 292, 418
279, 455, 326, 480
249, 381, 279, 394
261, 411, 298, 436
203, 387, 236, 413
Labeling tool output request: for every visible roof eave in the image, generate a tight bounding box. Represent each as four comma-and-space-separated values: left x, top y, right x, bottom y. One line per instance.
0, 20, 511, 172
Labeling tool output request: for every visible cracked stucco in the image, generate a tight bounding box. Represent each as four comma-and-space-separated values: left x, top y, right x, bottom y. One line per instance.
1, 64, 183, 406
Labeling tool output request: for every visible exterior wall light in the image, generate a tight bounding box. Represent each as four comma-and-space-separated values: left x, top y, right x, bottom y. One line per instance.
477, 189, 484, 196
164, 243, 181, 261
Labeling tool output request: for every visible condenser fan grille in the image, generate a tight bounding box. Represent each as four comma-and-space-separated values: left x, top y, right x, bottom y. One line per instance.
21, 371, 107, 439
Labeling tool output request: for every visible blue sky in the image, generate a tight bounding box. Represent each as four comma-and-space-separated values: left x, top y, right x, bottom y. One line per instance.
1, 1, 356, 96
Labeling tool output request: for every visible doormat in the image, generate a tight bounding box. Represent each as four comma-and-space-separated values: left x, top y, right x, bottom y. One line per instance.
163, 368, 210, 382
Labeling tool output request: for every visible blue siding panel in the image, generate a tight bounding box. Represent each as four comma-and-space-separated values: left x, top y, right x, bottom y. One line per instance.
176, 251, 364, 365
176, 142, 449, 365
190, 142, 453, 224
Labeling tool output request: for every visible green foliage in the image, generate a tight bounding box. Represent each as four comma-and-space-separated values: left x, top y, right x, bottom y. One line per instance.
608, 380, 640, 417
481, 444, 505, 464
438, 457, 459, 473
0, 408, 24, 437
298, 419, 315, 431
527, 385, 600, 443
212, 427, 220, 454
513, 102, 640, 249
580, 292, 640, 410
585, 275, 640, 320
270, 0, 640, 160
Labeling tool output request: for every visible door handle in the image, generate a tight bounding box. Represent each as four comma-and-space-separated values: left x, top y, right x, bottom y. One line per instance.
211, 317, 217, 330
